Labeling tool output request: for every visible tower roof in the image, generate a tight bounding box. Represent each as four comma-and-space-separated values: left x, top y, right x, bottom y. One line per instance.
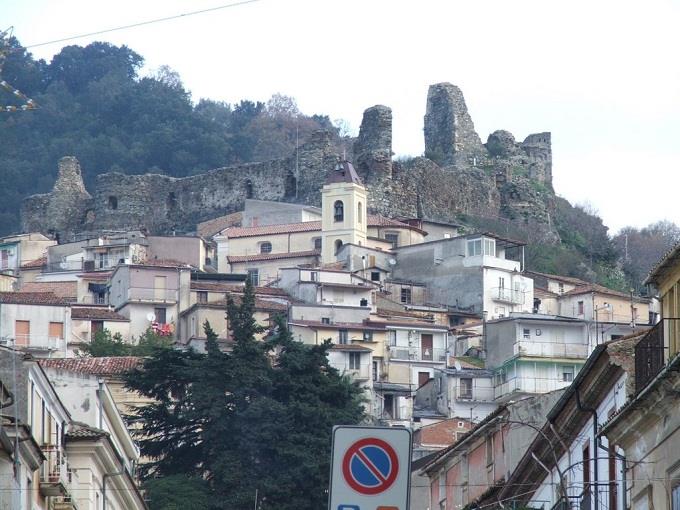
325, 160, 363, 186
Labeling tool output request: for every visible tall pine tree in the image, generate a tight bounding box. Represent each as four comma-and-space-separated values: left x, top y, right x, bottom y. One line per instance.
125, 281, 364, 510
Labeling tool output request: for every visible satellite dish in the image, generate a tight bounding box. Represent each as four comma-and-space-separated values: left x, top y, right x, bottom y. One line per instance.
388, 258, 397, 266
454, 360, 462, 371
146, 312, 156, 322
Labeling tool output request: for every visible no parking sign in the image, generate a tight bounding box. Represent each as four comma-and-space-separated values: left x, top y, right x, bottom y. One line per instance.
329, 426, 412, 510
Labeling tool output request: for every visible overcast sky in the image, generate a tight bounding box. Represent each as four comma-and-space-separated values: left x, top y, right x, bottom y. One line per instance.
6, 0, 680, 233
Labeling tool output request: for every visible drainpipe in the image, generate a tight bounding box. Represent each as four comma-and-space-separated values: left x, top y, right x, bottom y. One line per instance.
97, 378, 105, 430
102, 471, 126, 510
575, 388, 598, 510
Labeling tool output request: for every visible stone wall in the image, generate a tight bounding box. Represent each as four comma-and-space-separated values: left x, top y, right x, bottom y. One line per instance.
21, 83, 558, 243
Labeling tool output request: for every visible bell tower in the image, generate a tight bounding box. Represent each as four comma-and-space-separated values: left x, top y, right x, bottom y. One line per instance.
321, 161, 368, 264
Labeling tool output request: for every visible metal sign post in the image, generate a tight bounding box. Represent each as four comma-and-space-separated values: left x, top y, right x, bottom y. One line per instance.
329, 426, 412, 510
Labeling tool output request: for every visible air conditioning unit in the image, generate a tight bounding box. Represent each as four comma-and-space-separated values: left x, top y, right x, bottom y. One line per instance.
83, 260, 95, 271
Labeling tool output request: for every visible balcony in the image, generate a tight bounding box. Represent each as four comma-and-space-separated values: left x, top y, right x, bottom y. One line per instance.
40, 446, 68, 497
127, 287, 177, 303
494, 376, 571, 400
514, 340, 588, 359
331, 362, 371, 380
635, 318, 679, 393
45, 260, 84, 273
12, 335, 65, 352
455, 385, 495, 402
490, 287, 525, 305
388, 347, 447, 363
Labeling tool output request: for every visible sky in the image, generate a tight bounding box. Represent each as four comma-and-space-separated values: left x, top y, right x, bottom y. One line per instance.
5, 0, 680, 233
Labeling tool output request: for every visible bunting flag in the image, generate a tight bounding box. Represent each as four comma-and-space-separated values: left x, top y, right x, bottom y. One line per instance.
0, 27, 38, 112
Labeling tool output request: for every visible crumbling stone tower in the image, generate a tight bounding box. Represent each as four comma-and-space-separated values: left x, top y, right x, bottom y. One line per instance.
353, 105, 393, 182
424, 83, 488, 167
21, 156, 94, 241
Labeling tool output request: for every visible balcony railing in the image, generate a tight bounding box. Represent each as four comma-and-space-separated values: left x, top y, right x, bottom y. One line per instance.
11, 335, 65, 351
45, 260, 84, 273
635, 318, 679, 393
387, 347, 447, 363
515, 341, 589, 359
127, 287, 178, 302
40, 445, 68, 497
490, 287, 525, 304
494, 376, 572, 400
455, 385, 495, 402
331, 362, 371, 380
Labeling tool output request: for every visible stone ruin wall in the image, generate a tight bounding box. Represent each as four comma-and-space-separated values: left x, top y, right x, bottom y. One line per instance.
22, 83, 556, 243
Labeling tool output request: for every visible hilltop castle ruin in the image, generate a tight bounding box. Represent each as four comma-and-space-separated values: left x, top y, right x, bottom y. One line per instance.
21, 83, 555, 242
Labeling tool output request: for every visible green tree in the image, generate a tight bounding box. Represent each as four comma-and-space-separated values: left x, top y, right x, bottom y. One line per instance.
143, 475, 217, 510
125, 282, 364, 509
81, 330, 130, 357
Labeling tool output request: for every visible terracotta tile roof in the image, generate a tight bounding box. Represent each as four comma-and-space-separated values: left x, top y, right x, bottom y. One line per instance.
562, 283, 647, 301
131, 258, 193, 269
20, 282, 77, 300
190, 281, 289, 296
524, 270, 589, 286
289, 319, 384, 331
331, 343, 373, 352
228, 250, 320, 264
20, 255, 46, 269
70, 307, 129, 321
0, 291, 70, 306
222, 215, 420, 239
325, 160, 363, 185
199, 296, 289, 312
66, 422, 108, 440
198, 211, 243, 237
40, 356, 142, 375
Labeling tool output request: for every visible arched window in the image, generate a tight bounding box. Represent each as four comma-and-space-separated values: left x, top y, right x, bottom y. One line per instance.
245, 180, 253, 199
357, 202, 363, 223
334, 239, 343, 254
334, 200, 344, 222
108, 196, 118, 210
260, 241, 272, 254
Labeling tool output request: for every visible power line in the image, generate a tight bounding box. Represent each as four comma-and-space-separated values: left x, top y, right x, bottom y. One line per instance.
24, 0, 265, 50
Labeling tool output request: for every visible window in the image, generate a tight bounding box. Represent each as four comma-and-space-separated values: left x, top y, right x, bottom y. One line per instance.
310, 271, 318, 282
334, 239, 343, 254
0, 249, 8, 269
499, 277, 505, 289
349, 352, 361, 370
321, 317, 330, 325
48, 322, 63, 341
313, 237, 322, 250
484, 238, 496, 256
154, 307, 167, 324
400, 287, 412, 304
363, 331, 373, 342
339, 329, 348, 344
562, 365, 574, 382
357, 202, 363, 223
583, 443, 591, 488
371, 271, 380, 282
672, 484, 680, 510
578, 300, 584, 315
385, 232, 399, 248
558, 282, 564, 294
459, 378, 473, 399
387, 330, 396, 346
108, 196, 118, 210
197, 291, 208, 304
372, 361, 378, 381
245, 180, 253, 199
535, 328, 542, 336
486, 435, 494, 466
334, 200, 344, 222
247, 268, 259, 286
467, 238, 482, 256
523, 328, 531, 339
260, 242, 272, 254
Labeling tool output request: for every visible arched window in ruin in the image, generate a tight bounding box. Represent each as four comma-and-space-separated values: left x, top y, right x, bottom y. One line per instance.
335, 239, 343, 254
245, 180, 254, 199
334, 200, 344, 222
357, 202, 363, 223
108, 196, 118, 210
